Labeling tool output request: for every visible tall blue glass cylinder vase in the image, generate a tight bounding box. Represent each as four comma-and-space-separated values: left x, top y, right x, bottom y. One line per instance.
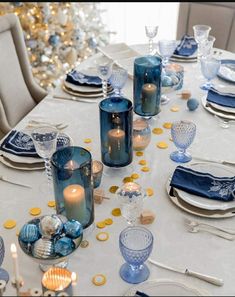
51, 146, 94, 230
99, 96, 133, 168
133, 55, 162, 117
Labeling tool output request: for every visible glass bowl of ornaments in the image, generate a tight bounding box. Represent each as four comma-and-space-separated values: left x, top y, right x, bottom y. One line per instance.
161, 65, 184, 94
18, 214, 83, 272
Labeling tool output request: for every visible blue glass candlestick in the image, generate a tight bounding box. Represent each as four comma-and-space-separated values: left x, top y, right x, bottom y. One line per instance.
99, 96, 133, 168
133, 55, 162, 117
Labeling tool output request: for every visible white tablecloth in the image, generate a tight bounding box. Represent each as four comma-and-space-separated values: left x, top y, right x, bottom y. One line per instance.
1, 44, 235, 296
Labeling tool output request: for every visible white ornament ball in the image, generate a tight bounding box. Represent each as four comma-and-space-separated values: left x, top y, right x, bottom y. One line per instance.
65, 48, 77, 65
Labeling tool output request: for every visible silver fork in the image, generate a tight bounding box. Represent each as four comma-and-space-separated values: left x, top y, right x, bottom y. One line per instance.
26, 120, 68, 130
184, 217, 235, 235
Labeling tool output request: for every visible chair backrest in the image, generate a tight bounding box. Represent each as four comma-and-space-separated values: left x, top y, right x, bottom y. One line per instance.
0, 13, 47, 135
176, 2, 235, 51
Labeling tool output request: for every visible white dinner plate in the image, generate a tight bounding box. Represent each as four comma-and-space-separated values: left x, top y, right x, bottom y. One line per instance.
62, 84, 112, 98
173, 163, 235, 211
217, 59, 235, 83
201, 95, 235, 120
0, 155, 44, 171
64, 80, 103, 93
124, 279, 211, 296
170, 57, 197, 63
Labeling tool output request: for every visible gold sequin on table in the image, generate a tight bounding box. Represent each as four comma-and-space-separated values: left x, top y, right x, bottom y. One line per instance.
80, 240, 89, 248
109, 186, 119, 194
104, 218, 113, 225
123, 177, 133, 183
131, 173, 139, 180
111, 208, 121, 217
152, 128, 163, 135
29, 207, 41, 216
92, 274, 107, 286
146, 188, 154, 197
47, 201, 56, 208
141, 166, 150, 172
3, 219, 16, 229
135, 151, 144, 157
138, 159, 147, 166
170, 106, 180, 112
163, 122, 172, 129
156, 141, 168, 149
96, 232, 109, 242
84, 138, 92, 143
96, 221, 106, 229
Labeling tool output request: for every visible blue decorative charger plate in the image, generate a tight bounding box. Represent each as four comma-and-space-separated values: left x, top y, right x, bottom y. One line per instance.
217, 59, 235, 83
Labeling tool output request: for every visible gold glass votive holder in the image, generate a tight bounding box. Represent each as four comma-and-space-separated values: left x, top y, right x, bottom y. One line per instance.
92, 160, 103, 188
42, 267, 73, 296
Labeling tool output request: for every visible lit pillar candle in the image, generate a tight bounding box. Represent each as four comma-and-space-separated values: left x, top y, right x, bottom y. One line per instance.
63, 185, 86, 223
107, 129, 125, 161
141, 83, 157, 113
10, 244, 20, 284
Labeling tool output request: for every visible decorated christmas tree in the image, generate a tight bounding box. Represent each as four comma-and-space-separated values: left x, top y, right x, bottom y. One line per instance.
0, 2, 111, 90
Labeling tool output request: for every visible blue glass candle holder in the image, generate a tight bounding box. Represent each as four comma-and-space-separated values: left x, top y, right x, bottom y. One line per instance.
51, 146, 94, 230
99, 96, 133, 168
133, 55, 162, 117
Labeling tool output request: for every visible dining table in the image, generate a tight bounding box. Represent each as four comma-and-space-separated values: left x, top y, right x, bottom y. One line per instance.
0, 43, 235, 296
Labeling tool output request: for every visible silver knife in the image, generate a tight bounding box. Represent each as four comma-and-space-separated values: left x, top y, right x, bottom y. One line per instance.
0, 176, 31, 189
192, 156, 235, 167
148, 258, 224, 286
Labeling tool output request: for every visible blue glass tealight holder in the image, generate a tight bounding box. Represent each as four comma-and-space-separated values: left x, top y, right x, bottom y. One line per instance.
99, 96, 133, 168
133, 55, 162, 117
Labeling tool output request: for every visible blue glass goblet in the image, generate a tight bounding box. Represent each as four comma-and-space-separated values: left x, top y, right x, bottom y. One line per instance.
158, 40, 177, 67
170, 120, 196, 163
0, 236, 9, 283
200, 57, 221, 90
119, 226, 153, 284
109, 67, 128, 96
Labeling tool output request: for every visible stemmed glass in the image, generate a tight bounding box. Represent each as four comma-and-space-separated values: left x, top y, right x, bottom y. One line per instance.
200, 57, 221, 90
109, 67, 128, 96
95, 56, 113, 99
193, 25, 211, 63
145, 25, 158, 55
119, 226, 154, 284
170, 120, 196, 163
200, 35, 216, 59
31, 126, 59, 194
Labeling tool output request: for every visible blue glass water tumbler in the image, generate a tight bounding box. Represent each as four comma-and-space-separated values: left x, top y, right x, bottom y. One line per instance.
51, 146, 94, 230
133, 55, 162, 117
99, 96, 133, 168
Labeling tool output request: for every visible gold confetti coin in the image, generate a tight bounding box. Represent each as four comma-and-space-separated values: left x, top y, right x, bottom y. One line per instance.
47, 201, 56, 208
170, 106, 180, 112
131, 173, 139, 180
111, 208, 121, 216
29, 207, 41, 216
80, 240, 89, 248
163, 122, 172, 129
96, 221, 106, 229
123, 177, 133, 183
138, 159, 147, 166
152, 128, 163, 135
96, 232, 109, 242
84, 138, 92, 143
109, 186, 119, 194
104, 218, 113, 225
85, 147, 91, 151
3, 220, 16, 229
146, 188, 154, 197
135, 151, 144, 157
141, 166, 150, 172
156, 141, 168, 149
92, 274, 107, 286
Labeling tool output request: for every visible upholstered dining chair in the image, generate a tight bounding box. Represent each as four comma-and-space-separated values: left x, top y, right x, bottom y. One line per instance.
0, 13, 47, 138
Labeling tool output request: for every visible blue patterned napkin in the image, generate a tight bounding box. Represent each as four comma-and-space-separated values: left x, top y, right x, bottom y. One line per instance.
207, 89, 235, 108
0, 130, 70, 158
174, 35, 197, 57
66, 69, 103, 87
170, 165, 235, 202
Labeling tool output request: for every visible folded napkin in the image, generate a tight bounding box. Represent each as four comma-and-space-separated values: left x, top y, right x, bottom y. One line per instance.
0, 130, 70, 158
66, 69, 103, 87
135, 291, 150, 297
170, 165, 235, 202
207, 89, 235, 108
174, 35, 197, 57
210, 86, 235, 97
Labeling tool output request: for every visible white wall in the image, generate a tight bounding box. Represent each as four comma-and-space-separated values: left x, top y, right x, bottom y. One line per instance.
100, 2, 180, 45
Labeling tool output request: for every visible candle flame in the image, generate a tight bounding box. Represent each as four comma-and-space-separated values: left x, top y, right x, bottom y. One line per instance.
71, 272, 77, 283
10, 243, 17, 253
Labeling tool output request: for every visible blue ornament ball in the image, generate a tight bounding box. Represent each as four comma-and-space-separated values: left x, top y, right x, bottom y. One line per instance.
48, 34, 60, 47
187, 98, 199, 111
54, 237, 75, 256
64, 220, 83, 239
19, 224, 40, 243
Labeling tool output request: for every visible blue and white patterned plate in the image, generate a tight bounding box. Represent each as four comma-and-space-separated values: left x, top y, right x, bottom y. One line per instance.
217, 59, 235, 83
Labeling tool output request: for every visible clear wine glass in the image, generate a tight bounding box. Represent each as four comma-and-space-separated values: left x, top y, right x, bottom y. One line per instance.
145, 25, 158, 55
200, 35, 216, 59
170, 120, 196, 163
109, 67, 128, 96
94, 56, 113, 99
193, 25, 211, 63
200, 57, 221, 90
31, 126, 59, 194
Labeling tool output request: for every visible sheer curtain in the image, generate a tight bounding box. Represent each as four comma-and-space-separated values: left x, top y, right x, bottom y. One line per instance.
100, 2, 180, 45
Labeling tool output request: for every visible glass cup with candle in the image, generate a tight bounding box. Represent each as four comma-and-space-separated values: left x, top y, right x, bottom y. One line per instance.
132, 118, 151, 151
92, 160, 103, 188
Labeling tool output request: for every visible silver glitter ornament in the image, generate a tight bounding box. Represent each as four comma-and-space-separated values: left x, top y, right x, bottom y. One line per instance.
32, 238, 55, 259
39, 215, 63, 239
